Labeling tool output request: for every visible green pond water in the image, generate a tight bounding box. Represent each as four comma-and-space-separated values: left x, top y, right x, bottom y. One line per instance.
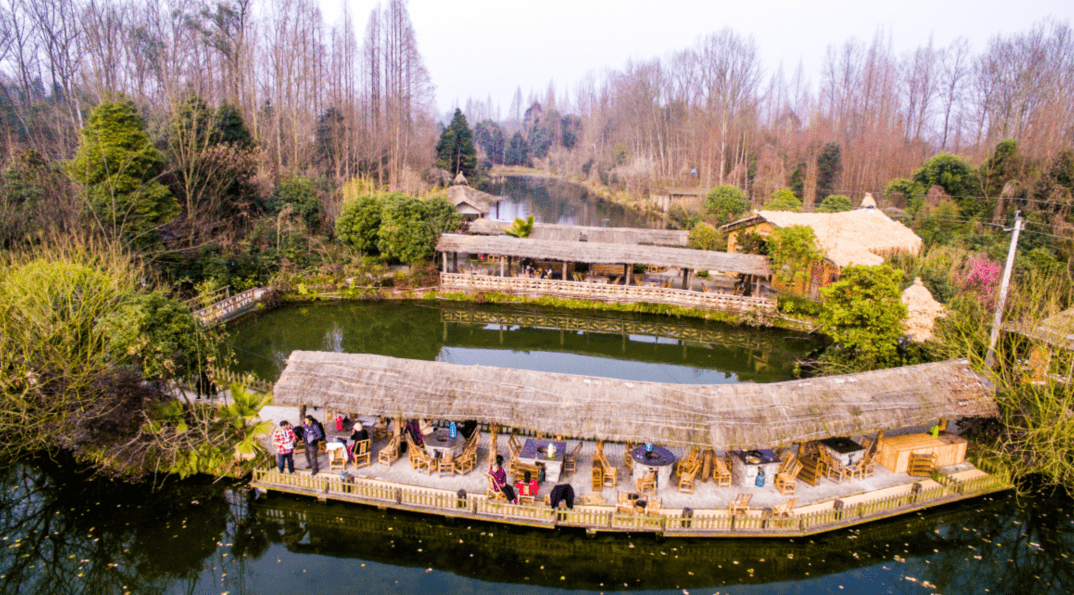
226, 301, 817, 385
484, 175, 661, 228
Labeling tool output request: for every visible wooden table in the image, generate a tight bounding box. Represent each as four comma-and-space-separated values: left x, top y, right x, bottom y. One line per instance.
876, 433, 968, 473
423, 428, 464, 459
730, 449, 781, 488
519, 439, 566, 483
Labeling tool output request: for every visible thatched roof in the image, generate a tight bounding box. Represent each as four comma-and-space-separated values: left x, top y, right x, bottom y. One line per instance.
447, 186, 497, 216
902, 278, 945, 342
467, 218, 690, 247
721, 210, 923, 268
436, 233, 770, 276
453, 171, 468, 185
273, 352, 996, 450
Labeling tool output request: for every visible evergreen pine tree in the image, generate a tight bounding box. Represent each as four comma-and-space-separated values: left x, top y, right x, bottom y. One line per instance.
68, 96, 177, 246
435, 109, 477, 179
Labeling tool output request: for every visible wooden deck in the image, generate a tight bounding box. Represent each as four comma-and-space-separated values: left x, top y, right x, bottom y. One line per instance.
252, 431, 1011, 538
439, 273, 776, 315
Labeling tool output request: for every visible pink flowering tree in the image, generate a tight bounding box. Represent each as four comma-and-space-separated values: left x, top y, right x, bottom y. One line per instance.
958, 257, 1002, 307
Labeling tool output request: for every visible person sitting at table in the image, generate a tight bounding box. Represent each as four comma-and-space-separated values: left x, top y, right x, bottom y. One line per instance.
487, 455, 517, 503
346, 423, 369, 462
404, 419, 424, 448
515, 470, 539, 499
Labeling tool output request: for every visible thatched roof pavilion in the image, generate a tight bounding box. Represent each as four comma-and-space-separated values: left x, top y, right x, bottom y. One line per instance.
468, 218, 690, 247
273, 352, 996, 450
721, 209, 922, 268
447, 186, 497, 218
436, 233, 770, 277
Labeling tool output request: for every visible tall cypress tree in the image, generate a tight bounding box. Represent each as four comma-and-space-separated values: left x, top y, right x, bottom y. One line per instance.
435, 109, 477, 180
815, 142, 842, 205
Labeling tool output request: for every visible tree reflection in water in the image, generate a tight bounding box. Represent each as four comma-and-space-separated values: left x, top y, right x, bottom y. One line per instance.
2, 461, 1072, 594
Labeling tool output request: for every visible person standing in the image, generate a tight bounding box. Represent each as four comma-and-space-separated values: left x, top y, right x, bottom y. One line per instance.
272, 421, 296, 474
302, 415, 323, 475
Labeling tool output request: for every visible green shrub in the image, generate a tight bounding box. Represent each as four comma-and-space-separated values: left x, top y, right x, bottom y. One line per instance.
764, 189, 802, 212
688, 222, 726, 251
817, 195, 852, 213
704, 185, 750, 224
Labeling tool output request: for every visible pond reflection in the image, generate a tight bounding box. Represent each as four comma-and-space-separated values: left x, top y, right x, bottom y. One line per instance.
2, 461, 1072, 594
485, 175, 660, 228
227, 302, 819, 385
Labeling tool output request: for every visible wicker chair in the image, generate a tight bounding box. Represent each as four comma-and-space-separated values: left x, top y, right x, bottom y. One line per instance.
486, 475, 508, 502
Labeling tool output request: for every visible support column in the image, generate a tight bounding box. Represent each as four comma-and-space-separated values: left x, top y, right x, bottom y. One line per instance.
562, 262, 568, 281
453, 252, 458, 273
488, 423, 499, 466
682, 268, 689, 290
500, 256, 505, 277
442, 251, 448, 273
626, 264, 633, 286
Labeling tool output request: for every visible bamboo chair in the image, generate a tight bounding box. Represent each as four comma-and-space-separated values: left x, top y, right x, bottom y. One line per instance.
377, 435, 400, 466
633, 276, 645, 286
729, 493, 752, 515
622, 445, 634, 474
713, 455, 732, 488
772, 496, 799, 517
676, 448, 699, 476
636, 469, 657, 496
372, 417, 390, 440
562, 441, 583, 476
616, 491, 637, 514
517, 480, 538, 506
678, 460, 700, 494
907, 452, 935, 477
775, 460, 803, 496
820, 449, 850, 484
599, 454, 618, 488
592, 464, 605, 491
645, 496, 663, 516
405, 434, 435, 474
859, 437, 874, 457
486, 476, 508, 502
328, 446, 347, 471
352, 439, 372, 469
454, 449, 476, 475
508, 434, 522, 459
438, 452, 457, 477
858, 450, 876, 479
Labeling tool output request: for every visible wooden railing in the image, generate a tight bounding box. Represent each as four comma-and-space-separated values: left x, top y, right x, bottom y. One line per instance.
440, 273, 775, 315
209, 367, 274, 395
194, 287, 266, 326
185, 286, 230, 310
252, 458, 1012, 537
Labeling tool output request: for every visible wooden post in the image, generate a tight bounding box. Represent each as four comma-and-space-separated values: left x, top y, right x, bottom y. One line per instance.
681, 268, 689, 289
626, 264, 632, 286
453, 252, 458, 272
488, 423, 499, 466
986, 212, 1023, 367
562, 262, 568, 281
442, 251, 448, 273
500, 256, 505, 277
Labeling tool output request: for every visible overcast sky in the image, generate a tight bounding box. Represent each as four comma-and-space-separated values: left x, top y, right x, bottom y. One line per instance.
322, 0, 1072, 120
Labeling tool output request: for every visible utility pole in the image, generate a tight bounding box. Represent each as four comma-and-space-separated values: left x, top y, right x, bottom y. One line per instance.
985, 211, 1023, 368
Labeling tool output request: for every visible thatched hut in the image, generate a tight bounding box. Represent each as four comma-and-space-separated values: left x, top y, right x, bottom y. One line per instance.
902, 278, 945, 342
435, 233, 770, 281
272, 352, 996, 451
467, 218, 690, 247
447, 186, 498, 220
720, 205, 923, 295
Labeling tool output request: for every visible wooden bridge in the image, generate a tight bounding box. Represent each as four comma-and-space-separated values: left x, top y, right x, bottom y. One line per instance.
193, 286, 270, 326
439, 273, 776, 315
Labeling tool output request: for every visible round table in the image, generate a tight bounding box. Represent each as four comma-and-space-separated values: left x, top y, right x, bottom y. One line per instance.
630, 445, 677, 489
423, 428, 463, 459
